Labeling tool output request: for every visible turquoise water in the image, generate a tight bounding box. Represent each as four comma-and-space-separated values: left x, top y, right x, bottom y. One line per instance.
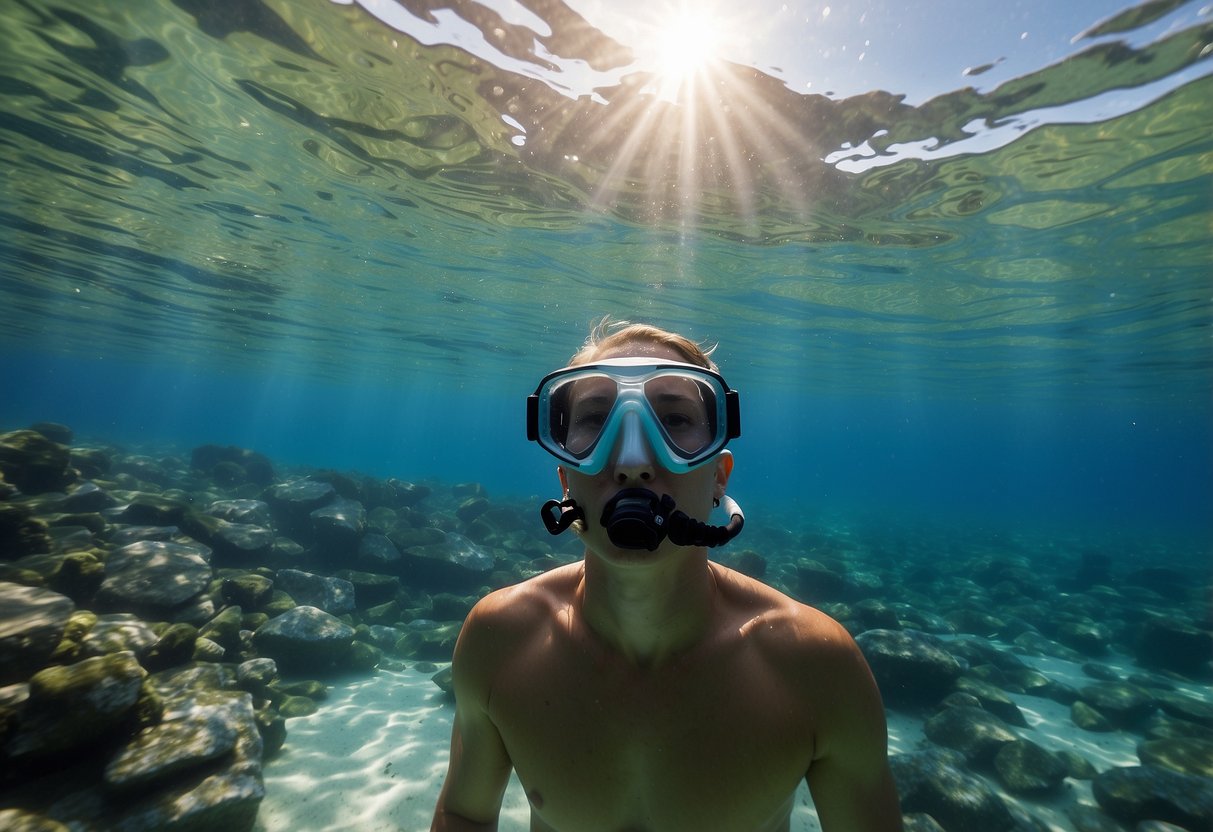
2, 0, 1210, 546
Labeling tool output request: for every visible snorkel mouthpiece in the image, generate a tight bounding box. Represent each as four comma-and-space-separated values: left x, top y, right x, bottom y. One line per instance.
538, 488, 745, 551
600, 488, 672, 551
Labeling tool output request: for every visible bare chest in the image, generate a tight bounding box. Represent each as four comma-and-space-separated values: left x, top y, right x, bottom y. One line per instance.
489, 640, 814, 832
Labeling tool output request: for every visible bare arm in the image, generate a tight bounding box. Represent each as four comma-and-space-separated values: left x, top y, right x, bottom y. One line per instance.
805, 622, 903, 831
432, 603, 514, 831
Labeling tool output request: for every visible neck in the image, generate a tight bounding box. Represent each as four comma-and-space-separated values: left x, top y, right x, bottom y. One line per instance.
578, 547, 717, 667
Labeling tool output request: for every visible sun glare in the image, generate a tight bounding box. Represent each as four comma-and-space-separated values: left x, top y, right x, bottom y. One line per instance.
655, 12, 722, 87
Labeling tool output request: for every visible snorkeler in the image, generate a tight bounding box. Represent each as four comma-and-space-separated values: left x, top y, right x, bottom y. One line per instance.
432, 319, 902, 831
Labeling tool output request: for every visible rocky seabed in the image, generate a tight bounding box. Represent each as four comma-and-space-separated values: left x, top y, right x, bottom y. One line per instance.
1, 424, 1211, 831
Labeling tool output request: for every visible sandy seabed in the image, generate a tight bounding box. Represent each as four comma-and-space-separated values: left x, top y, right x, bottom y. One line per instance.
254, 649, 1194, 832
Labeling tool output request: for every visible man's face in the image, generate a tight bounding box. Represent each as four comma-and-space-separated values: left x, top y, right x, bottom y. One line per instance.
556, 342, 733, 562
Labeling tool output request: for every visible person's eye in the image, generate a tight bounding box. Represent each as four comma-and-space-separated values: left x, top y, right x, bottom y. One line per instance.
661, 412, 695, 430
574, 410, 608, 429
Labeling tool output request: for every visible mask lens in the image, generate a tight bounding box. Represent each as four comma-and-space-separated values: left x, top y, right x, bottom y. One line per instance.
549, 374, 618, 457
644, 375, 718, 458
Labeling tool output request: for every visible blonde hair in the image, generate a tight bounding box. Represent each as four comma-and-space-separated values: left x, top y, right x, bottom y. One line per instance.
569, 316, 719, 370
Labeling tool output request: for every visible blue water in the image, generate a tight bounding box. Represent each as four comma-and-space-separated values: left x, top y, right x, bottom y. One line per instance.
4, 347, 1208, 550
0, 0, 1209, 550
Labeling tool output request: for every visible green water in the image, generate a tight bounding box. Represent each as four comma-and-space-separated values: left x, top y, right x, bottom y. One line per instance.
2, 0, 1209, 397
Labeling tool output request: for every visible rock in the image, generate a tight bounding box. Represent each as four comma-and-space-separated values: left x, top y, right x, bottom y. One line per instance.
955, 677, 1028, 727
274, 569, 355, 614
343, 640, 381, 671
994, 739, 1069, 794
0, 430, 74, 494
221, 574, 275, 609
1134, 616, 1213, 677
193, 636, 226, 662
6, 651, 147, 759
111, 494, 190, 526
431, 592, 476, 621
104, 688, 264, 831
386, 479, 429, 507
252, 606, 354, 671
80, 613, 159, 658
191, 445, 275, 486
0, 583, 75, 685
1092, 765, 1213, 830
69, 447, 111, 479
924, 705, 1019, 764
203, 518, 275, 564
796, 559, 849, 602
365, 624, 403, 650
890, 748, 1020, 832
855, 629, 964, 709
264, 479, 336, 537
853, 598, 901, 631
46, 550, 105, 600
254, 704, 286, 757
1124, 567, 1191, 601
357, 533, 402, 570
273, 679, 327, 700
455, 496, 489, 524
432, 665, 453, 695
236, 658, 278, 697
1079, 682, 1157, 728
310, 497, 366, 549
198, 605, 245, 653
205, 499, 272, 527
1155, 691, 1213, 728
399, 532, 494, 591
901, 813, 946, 832
1072, 700, 1116, 732
395, 621, 462, 661
108, 525, 182, 547
279, 694, 319, 718
731, 550, 767, 579
334, 569, 400, 607
1066, 804, 1124, 832
95, 540, 213, 613
1137, 737, 1213, 778
1057, 749, 1099, 780
62, 481, 117, 512
1081, 661, 1122, 682
143, 623, 199, 672
0, 503, 53, 558
0, 808, 70, 831
1055, 619, 1110, 656
103, 709, 239, 793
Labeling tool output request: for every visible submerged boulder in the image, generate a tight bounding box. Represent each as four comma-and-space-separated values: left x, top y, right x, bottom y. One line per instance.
252, 605, 354, 671
6, 650, 148, 759
0, 430, 75, 494
95, 540, 212, 613
855, 629, 964, 709
274, 569, 355, 615
891, 748, 1021, 832
0, 582, 75, 684
924, 705, 1018, 765
1092, 765, 1213, 830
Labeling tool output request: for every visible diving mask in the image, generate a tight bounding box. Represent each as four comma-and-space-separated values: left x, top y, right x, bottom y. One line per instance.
526, 357, 741, 474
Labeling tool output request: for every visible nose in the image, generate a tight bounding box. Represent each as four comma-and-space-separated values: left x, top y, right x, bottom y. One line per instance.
611, 409, 655, 484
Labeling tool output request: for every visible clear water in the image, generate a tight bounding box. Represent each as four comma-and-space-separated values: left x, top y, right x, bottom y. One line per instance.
2, 1, 1212, 830
2, 0, 1209, 551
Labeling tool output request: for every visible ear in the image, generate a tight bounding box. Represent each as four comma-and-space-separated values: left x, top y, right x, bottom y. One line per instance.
714, 451, 734, 499
557, 465, 570, 496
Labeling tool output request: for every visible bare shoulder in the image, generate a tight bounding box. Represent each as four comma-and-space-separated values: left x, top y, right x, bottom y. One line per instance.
712, 562, 857, 659
452, 563, 582, 689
